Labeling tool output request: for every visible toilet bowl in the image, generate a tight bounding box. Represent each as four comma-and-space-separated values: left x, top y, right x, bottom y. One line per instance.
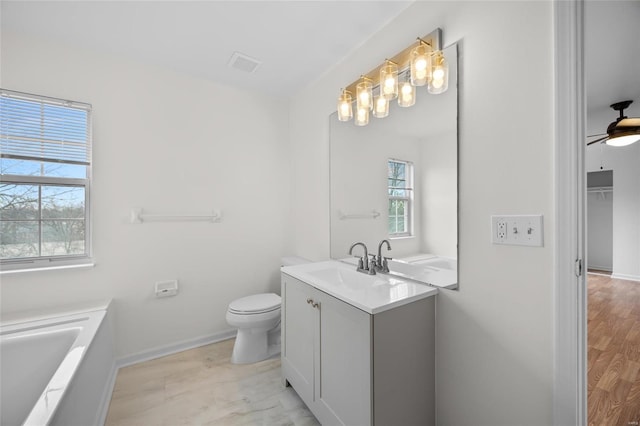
226, 256, 310, 364
226, 293, 282, 364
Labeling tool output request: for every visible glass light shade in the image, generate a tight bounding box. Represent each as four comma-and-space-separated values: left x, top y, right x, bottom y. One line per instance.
606, 134, 640, 147
380, 62, 399, 100
398, 81, 416, 108
373, 96, 389, 118
355, 105, 369, 126
337, 90, 353, 122
356, 80, 373, 111
410, 44, 431, 86
428, 51, 449, 94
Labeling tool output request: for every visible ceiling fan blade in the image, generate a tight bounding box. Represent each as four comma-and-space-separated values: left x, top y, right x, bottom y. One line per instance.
587, 133, 606, 138
587, 136, 608, 146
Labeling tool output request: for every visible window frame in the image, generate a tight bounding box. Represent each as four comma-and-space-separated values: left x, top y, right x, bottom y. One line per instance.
387, 158, 414, 238
1, 90, 92, 272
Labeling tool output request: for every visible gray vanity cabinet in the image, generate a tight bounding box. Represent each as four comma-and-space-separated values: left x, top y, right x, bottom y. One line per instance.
281, 273, 435, 426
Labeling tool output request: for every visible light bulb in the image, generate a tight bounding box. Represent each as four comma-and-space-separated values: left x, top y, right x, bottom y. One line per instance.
355, 106, 369, 126
373, 95, 389, 118
356, 80, 373, 111
606, 134, 640, 147
428, 51, 449, 94
337, 90, 353, 122
380, 62, 398, 100
410, 43, 431, 86
398, 81, 416, 108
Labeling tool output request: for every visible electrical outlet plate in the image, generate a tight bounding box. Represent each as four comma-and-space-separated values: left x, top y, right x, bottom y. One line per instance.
155, 279, 179, 298
491, 215, 544, 247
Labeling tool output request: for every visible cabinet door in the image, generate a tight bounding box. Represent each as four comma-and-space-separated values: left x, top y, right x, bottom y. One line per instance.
281, 275, 317, 404
314, 291, 372, 426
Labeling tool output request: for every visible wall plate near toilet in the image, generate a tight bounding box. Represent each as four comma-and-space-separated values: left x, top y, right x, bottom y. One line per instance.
154, 280, 178, 298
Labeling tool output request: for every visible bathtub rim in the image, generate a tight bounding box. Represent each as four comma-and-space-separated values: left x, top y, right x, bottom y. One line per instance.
1, 301, 111, 426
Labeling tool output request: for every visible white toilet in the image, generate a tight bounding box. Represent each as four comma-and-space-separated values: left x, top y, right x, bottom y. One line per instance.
226, 256, 309, 364
226, 293, 282, 364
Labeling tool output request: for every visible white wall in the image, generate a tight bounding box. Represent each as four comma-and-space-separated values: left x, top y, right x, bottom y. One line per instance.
586, 106, 640, 280
290, 2, 554, 425
586, 190, 613, 271
420, 127, 457, 258
0, 31, 292, 358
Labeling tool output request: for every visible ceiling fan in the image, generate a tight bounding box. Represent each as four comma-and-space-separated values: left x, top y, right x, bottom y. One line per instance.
587, 100, 640, 147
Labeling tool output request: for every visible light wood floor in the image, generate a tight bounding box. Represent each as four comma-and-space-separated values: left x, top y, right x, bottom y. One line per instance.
105, 339, 319, 426
105, 276, 640, 425
588, 273, 640, 425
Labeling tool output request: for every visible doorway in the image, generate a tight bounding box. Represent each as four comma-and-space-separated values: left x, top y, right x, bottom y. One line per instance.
584, 1, 640, 423
554, 1, 640, 424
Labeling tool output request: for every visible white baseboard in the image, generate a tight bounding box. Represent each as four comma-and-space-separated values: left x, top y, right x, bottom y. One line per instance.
96, 360, 118, 426
116, 329, 237, 368
611, 273, 640, 283
587, 265, 612, 272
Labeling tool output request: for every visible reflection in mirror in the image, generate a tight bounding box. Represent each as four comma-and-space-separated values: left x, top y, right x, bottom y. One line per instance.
330, 44, 458, 289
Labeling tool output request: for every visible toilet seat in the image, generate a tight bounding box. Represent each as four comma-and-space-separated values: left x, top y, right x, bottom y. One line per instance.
228, 293, 281, 315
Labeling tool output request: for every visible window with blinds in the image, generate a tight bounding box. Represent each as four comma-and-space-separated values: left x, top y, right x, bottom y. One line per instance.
388, 159, 413, 237
0, 89, 92, 270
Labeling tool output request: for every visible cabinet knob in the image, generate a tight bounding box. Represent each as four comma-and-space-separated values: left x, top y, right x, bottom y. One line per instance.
307, 298, 313, 305
311, 302, 320, 309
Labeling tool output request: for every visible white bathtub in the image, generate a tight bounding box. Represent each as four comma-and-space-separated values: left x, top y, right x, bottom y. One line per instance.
409, 256, 457, 271
0, 302, 115, 426
389, 254, 458, 289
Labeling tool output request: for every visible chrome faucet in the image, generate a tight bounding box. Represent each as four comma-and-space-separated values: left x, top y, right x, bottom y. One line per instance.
376, 239, 392, 273
348, 242, 375, 274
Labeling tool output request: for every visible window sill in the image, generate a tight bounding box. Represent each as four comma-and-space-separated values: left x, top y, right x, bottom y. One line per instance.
390, 235, 415, 240
0, 261, 95, 275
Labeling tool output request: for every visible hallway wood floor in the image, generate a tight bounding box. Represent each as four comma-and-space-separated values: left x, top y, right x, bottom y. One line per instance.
588, 273, 640, 425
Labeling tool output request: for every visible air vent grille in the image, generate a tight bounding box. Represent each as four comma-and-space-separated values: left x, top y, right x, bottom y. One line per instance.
227, 51, 261, 73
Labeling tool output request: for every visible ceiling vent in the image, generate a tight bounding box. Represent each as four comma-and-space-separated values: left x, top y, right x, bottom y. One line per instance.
227, 51, 261, 73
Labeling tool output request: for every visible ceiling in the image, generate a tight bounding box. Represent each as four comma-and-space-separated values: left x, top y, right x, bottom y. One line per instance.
1, 1, 412, 98
585, 1, 640, 119
3, 1, 638, 111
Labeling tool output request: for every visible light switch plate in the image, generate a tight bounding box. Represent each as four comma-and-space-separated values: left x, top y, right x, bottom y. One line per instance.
491, 215, 544, 247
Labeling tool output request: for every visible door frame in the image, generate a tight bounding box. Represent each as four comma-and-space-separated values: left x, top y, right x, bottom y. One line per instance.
553, 0, 587, 424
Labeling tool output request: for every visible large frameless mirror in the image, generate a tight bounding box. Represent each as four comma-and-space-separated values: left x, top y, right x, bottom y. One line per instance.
329, 44, 458, 290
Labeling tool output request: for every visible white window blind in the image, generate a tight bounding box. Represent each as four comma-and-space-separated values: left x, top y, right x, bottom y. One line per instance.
0, 89, 91, 166
1, 89, 93, 271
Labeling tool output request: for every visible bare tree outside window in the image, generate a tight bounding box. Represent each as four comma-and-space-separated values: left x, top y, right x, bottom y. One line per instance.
1, 90, 91, 269
388, 159, 413, 237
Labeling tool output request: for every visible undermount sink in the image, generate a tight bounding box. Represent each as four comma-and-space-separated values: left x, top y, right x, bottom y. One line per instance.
281, 260, 438, 314
308, 267, 399, 289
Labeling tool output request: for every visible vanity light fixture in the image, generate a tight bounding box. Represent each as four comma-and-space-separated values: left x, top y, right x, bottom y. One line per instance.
380, 60, 399, 101
398, 75, 416, 108
337, 89, 353, 122
373, 92, 389, 118
356, 77, 373, 111
428, 50, 449, 94
355, 104, 370, 126
336, 28, 447, 126
410, 39, 432, 86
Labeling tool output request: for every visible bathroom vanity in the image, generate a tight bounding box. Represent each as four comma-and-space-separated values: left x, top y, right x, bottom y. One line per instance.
281, 260, 437, 426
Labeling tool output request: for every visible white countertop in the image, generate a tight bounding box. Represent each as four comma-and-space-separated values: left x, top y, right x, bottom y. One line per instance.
338, 256, 457, 290
281, 260, 438, 314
